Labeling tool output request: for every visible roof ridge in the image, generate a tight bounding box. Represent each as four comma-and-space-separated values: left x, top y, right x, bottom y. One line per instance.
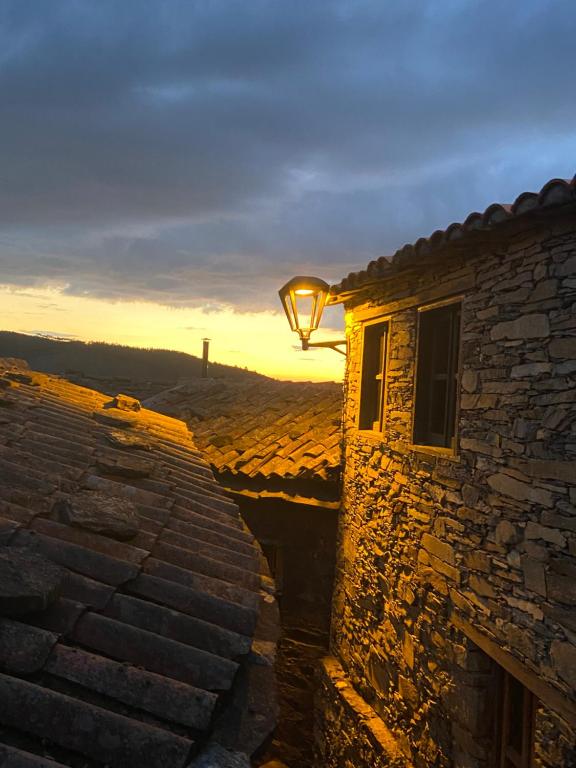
333, 175, 576, 293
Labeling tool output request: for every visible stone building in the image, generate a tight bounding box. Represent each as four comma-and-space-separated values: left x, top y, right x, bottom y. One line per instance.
0, 359, 279, 767
316, 177, 576, 767
145, 378, 342, 767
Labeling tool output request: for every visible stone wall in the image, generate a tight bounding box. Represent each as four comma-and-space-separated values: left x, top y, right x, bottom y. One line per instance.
315, 657, 407, 768
324, 212, 576, 767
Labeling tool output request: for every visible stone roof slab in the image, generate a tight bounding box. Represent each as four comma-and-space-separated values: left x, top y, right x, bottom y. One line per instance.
0, 361, 277, 766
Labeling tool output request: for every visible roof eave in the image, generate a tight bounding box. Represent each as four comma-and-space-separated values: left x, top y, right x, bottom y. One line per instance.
330, 176, 576, 298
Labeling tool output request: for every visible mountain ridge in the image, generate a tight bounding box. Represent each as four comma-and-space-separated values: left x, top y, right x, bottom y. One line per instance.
0, 331, 268, 397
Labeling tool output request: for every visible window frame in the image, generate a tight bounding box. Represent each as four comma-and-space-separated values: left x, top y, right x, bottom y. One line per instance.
357, 316, 390, 433
496, 668, 536, 768
411, 296, 463, 454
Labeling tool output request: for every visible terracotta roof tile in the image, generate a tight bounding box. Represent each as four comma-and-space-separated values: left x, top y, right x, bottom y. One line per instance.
144, 379, 342, 498
333, 176, 576, 293
0, 360, 276, 766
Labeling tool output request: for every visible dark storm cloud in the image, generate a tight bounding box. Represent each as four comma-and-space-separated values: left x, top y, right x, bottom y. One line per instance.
0, 0, 575, 309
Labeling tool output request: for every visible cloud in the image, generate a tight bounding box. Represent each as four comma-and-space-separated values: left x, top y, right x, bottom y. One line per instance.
0, 0, 574, 310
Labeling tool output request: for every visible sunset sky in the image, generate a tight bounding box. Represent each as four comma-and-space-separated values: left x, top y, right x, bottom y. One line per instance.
1, 1, 574, 381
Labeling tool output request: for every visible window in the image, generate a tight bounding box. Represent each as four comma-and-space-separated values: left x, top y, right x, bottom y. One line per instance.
358, 320, 388, 431
497, 670, 535, 768
451, 627, 540, 768
413, 301, 461, 448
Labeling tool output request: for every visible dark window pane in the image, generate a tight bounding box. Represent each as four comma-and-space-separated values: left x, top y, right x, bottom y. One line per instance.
430, 379, 448, 434
497, 669, 535, 768
414, 302, 461, 447
359, 322, 388, 430
507, 675, 525, 754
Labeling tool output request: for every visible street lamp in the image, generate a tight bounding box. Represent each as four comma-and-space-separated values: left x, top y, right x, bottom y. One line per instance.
278, 275, 346, 354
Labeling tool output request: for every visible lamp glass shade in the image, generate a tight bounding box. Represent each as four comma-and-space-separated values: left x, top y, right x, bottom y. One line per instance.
278, 276, 329, 342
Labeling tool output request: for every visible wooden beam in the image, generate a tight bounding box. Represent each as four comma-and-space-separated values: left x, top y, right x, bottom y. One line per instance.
222, 485, 341, 509
352, 273, 475, 321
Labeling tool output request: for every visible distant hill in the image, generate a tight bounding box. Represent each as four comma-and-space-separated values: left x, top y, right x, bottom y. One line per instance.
0, 332, 267, 398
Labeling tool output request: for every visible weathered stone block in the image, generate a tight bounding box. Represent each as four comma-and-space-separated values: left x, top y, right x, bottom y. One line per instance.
547, 571, 576, 605
463, 551, 490, 574
494, 520, 519, 546
522, 541, 549, 562
525, 522, 566, 548
550, 641, 576, 689
421, 534, 456, 565
490, 314, 550, 341
487, 473, 554, 508
502, 623, 536, 662
504, 595, 543, 620
468, 574, 495, 598
514, 459, 576, 483
521, 556, 546, 596
96, 453, 155, 478
555, 254, 576, 277
460, 394, 499, 410
113, 394, 142, 412
398, 675, 418, 707
549, 337, 576, 359
461, 371, 479, 393
541, 511, 576, 533
529, 279, 558, 302
402, 634, 414, 670
461, 484, 480, 507
429, 553, 461, 583
55, 491, 140, 541
460, 438, 502, 458
105, 430, 151, 451
0, 548, 64, 616
510, 362, 552, 379
506, 549, 522, 569
544, 605, 576, 633
367, 652, 391, 696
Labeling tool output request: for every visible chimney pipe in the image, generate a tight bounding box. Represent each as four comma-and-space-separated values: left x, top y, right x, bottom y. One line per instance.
201, 338, 210, 378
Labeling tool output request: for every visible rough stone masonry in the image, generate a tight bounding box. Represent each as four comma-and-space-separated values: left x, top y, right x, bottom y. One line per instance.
316, 189, 576, 767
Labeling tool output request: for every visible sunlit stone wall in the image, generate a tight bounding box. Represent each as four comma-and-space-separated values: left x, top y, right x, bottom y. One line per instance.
317, 212, 576, 768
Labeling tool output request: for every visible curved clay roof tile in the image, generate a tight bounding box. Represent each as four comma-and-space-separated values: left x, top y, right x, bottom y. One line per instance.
445, 222, 464, 241
414, 236, 432, 257
331, 175, 575, 294
429, 229, 446, 248
483, 203, 513, 226
511, 192, 539, 215
392, 244, 415, 267
376, 256, 392, 275
538, 177, 574, 207
462, 211, 484, 230
366, 260, 379, 276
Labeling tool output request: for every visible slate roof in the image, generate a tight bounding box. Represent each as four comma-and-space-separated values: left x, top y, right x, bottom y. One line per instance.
0, 360, 277, 768
144, 379, 342, 504
333, 175, 576, 294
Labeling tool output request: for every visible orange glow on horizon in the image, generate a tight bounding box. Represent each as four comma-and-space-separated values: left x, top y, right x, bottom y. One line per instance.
0, 285, 345, 383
